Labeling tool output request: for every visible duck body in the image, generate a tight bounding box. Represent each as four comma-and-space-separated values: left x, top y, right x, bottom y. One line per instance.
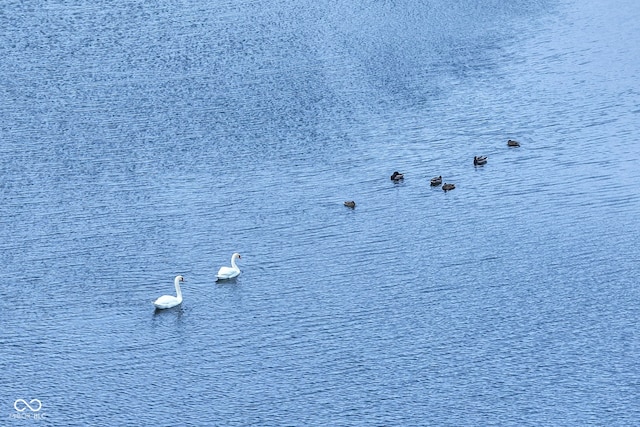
473, 156, 487, 165
507, 139, 520, 147
390, 171, 404, 181
430, 176, 442, 186
442, 183, 456, 191
344, 201, 356, 208
216, 253, 242, 280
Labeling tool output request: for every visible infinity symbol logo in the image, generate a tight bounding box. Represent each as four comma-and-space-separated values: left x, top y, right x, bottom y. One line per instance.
14, 399, 42, 412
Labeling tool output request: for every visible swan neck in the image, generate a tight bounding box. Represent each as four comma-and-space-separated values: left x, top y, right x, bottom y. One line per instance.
174, 278, 183, 299
231, 256, 238, 269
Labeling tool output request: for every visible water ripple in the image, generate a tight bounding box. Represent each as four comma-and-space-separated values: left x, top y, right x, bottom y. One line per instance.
2, 0, 640, 425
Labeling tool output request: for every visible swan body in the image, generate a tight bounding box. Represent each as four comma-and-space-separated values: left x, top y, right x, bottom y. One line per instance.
507, 139, 520, 147
442, 183, 456, 191
216, 253, 241, 280
430, 176, 442, 186
474, 156, 487, 165
154, 275, 184, 309
390, 171, 404, 181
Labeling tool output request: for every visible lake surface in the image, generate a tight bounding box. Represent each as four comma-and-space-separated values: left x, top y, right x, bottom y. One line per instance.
1, 0, 639, 425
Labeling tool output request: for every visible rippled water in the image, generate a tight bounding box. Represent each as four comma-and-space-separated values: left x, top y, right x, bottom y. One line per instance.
1, 0, 639, 425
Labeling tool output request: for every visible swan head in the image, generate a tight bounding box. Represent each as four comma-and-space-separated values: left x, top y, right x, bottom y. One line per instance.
232, 253, 241, 260
175, 275, 185, 282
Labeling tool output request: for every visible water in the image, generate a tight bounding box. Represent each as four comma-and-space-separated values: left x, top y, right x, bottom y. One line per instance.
1, 0, 639, 425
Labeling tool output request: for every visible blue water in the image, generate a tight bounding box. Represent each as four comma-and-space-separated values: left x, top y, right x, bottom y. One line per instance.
1, 0, 639, 425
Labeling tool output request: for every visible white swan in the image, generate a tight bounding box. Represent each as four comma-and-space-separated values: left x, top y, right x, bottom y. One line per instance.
153, 275, 185, 309
216, 253, 241, 280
